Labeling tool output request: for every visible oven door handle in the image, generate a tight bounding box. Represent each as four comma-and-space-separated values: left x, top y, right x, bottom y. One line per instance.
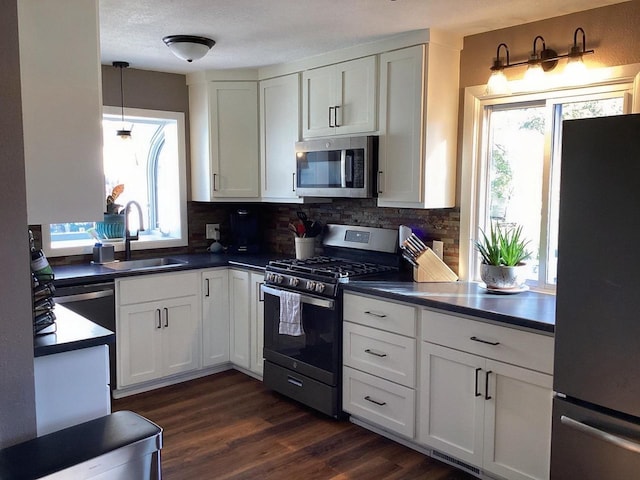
260, 284, 335, 310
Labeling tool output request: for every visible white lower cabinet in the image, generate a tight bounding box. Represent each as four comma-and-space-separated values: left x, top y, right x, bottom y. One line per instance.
202, 269, 229, 367
343, 366, 415, 438
343, 293, 418, 438
419, 311, 553, 480
116, 272, 200, 389
229, 269, 250, 369
249, 272, 265, 376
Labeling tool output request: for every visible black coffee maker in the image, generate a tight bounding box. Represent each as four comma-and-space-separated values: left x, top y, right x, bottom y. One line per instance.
228, 209, 261, 253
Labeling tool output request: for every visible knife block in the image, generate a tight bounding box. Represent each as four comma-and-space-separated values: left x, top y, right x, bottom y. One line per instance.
413, 247, 458, 282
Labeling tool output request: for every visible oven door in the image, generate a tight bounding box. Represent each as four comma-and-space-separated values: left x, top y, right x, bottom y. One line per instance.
261, 284, 339, 386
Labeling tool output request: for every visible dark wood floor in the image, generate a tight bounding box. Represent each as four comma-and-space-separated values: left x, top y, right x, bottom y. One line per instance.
113, 370, 475, 480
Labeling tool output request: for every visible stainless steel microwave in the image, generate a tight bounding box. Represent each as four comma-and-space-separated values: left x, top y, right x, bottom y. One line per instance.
295, 136, 377, 198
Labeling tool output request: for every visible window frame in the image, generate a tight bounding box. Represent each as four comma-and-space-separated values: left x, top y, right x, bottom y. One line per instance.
459, 63, 640, 290
43, 106, 188, 257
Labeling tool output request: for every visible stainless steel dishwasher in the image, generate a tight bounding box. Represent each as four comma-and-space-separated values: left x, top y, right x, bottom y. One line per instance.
54, 281, 116, 389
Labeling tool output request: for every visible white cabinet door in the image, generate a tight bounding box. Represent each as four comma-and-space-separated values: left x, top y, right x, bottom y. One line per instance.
18, 0, 104, 224
118, 302, 164, 387
202, 269, 230, 367
419, 342, 485, 467
302, 65, 335, 138
483, 360, 553, 480
162, 297, 201, 377
259, 74, 301, 201
302, 56, 376, 138
229, 269, 250, 368
209, 82, 260, 198
377, 44, 459, 209
249, 272, 265, 376
191, 81, 260, 201
378, 45, 425, 205
335, 56, 377, 135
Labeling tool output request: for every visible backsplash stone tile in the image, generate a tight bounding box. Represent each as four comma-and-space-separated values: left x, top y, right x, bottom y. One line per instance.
38, 200, 460, 274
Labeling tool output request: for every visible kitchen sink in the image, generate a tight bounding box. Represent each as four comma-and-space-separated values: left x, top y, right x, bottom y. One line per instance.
103, 257, 187, 271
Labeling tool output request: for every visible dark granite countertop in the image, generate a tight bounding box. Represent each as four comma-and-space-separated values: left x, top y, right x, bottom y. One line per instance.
34, 304, 115, 357
52, 252, 292, 286
342, 281, 555, 334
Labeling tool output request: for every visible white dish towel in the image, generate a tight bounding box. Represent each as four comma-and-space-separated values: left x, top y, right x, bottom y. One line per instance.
279, 290, 303, 336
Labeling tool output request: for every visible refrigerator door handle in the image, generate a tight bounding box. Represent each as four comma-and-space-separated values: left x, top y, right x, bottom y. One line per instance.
561, 415, 640, 454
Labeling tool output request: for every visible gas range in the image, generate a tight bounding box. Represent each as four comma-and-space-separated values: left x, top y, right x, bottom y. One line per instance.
265, 256, 397, 298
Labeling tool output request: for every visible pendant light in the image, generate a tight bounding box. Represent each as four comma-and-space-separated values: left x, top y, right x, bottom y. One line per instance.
113, 61, 132, 139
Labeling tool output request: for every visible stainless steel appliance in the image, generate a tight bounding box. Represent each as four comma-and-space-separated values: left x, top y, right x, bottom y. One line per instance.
262, 224, 398, 417
54, 281, 116, 389
551, 114, 640, 478
294, 136, 377, 198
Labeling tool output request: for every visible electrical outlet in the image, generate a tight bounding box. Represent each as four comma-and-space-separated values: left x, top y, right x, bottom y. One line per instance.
206, 223, 220, 240
432, 240, 444, 260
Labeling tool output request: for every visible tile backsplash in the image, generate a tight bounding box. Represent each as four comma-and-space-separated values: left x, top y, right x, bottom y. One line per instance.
38, 200, 460, 273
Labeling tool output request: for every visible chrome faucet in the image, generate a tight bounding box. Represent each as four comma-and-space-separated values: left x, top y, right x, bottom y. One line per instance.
124, 200, 144, 260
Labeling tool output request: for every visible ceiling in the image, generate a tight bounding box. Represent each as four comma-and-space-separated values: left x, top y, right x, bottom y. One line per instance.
99, 0, 627, 75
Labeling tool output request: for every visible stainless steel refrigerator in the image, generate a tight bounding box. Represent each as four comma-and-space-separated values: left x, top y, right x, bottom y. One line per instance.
551, 113, 640, 479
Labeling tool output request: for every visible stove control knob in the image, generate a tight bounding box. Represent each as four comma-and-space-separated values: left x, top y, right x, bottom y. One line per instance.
289, 277, 299, 287
315, 283, 326, 293
306, 281, 316, 290
265, 273, 273, 282
275, 275, 284, 284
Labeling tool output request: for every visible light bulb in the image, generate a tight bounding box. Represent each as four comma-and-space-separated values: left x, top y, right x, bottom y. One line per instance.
565, 56, 588, 84
486, 70, 510, 95
523, 63, 546, 91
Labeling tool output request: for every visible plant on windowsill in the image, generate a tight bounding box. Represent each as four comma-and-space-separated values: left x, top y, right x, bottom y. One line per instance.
475, 222, 531, 291
96, 184, 126, 239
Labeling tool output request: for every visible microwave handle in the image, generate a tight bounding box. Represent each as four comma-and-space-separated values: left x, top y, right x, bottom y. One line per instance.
341, 149, 347, 187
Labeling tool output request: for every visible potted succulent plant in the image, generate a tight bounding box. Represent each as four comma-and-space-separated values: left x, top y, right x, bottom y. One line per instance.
475, 222, 531, 290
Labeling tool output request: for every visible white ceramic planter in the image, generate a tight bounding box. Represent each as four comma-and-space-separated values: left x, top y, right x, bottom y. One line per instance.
480, 263, 526, 290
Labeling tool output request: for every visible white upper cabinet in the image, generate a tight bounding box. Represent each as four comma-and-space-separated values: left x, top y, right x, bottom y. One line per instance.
259, 74, 301, 202
302, 56, 377, 138
18, 0, 104, 224
190, 81, 260, 201
377, 44, 459, 209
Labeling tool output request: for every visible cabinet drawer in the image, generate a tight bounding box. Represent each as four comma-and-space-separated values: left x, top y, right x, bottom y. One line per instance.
343, 292, 417, 337
118, 271, 199, 305
343, 366, 415, 438
343, 322, 416, 388
421, 309, 554, 374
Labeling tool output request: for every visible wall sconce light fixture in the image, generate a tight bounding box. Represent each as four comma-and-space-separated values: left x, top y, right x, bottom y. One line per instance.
486, 27, 595, 95
113, 61, 132, 139
162, 35, 215, 63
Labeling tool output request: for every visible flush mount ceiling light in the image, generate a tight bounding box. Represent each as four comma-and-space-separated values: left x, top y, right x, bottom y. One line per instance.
162, 35, 215, 63
486, 27, 595, 95
113, 61, 132, 139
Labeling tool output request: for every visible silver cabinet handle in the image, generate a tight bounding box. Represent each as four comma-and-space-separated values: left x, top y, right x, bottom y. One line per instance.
163, 307, 169, 327
470, 336, 500, 346
561, 415, 640, 454
364, 348, 387, 358
156, 309, 162, 329
364, 395, 386, 406
205, 278, 210, 297
328, 106, 335, 127
364, 311, 387, 318
377, 171, 383, 194
287, 375, 303, 388
334, 105, 340, 127
292, 172, 296, 192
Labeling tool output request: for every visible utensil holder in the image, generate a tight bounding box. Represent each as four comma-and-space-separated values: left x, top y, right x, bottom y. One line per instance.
413, 248, 458, 282
294, 237, 315, 260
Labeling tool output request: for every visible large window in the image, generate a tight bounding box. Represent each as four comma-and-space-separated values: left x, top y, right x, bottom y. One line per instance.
460, 66, 639, 291
45, 107, 187, 256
